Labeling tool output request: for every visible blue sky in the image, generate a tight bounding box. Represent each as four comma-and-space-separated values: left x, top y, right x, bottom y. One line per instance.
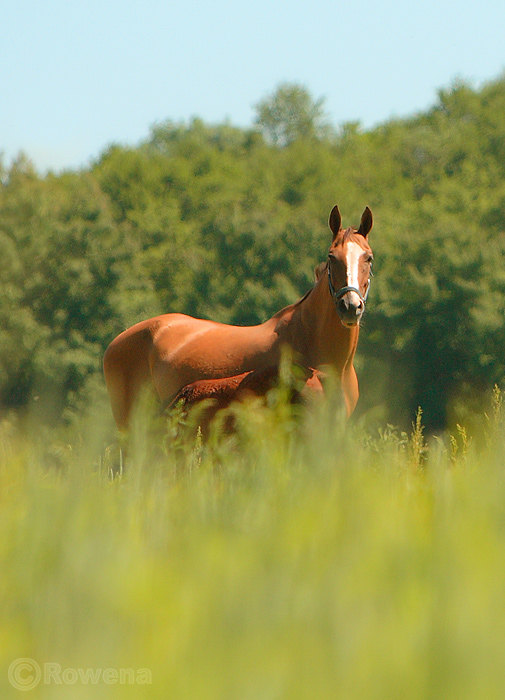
2, 0, 505, 172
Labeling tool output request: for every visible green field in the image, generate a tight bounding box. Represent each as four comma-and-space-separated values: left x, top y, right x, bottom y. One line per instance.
3, 387, 505, 699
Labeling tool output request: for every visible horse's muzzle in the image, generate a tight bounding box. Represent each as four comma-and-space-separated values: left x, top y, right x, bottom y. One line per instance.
336, 292, 364, 327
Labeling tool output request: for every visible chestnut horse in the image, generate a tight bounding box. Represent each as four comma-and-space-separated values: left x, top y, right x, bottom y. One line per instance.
103, 205, 374, 430
168, 365, 324, 433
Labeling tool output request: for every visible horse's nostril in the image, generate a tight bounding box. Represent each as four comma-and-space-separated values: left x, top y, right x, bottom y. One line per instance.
338, 298, 348, 314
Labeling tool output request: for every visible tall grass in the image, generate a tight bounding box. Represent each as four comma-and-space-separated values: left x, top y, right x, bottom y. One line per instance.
2, 388, 505, 699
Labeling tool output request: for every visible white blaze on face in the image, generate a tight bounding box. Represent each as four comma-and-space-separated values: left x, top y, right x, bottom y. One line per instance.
345, 241, 364, 306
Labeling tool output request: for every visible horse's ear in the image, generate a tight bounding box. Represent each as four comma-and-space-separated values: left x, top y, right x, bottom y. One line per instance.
329, 205, 342, 240
358, 206, 373, 237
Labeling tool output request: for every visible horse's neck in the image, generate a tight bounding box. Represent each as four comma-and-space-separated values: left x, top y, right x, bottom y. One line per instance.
272, 275, 359, 370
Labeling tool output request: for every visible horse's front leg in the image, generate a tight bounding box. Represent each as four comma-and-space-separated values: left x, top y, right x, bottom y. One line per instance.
341, 364, 359, 417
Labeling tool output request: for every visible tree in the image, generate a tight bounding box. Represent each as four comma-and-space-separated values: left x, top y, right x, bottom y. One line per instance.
4, 75, 505, 429
254, 83, 331, 146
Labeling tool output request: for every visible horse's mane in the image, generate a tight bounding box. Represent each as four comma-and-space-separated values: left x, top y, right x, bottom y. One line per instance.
272, 260, 327, 319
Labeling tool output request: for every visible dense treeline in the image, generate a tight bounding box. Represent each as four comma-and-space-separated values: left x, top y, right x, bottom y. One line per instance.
2, 77, 505, 428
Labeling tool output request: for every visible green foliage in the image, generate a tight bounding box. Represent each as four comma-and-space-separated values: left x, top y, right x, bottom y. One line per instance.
3, 76, 505, 427
3, 389, 505, 697
254, 82, 332, 146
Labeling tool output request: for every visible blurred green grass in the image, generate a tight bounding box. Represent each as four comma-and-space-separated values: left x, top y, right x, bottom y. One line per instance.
2, 390, 505, 699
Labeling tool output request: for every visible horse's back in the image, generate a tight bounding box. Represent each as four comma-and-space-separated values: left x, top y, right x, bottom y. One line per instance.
103, 312, 277, 427
149, 315, 278, 403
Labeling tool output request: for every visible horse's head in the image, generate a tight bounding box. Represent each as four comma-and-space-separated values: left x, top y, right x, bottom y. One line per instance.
326, 205, 374, 327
